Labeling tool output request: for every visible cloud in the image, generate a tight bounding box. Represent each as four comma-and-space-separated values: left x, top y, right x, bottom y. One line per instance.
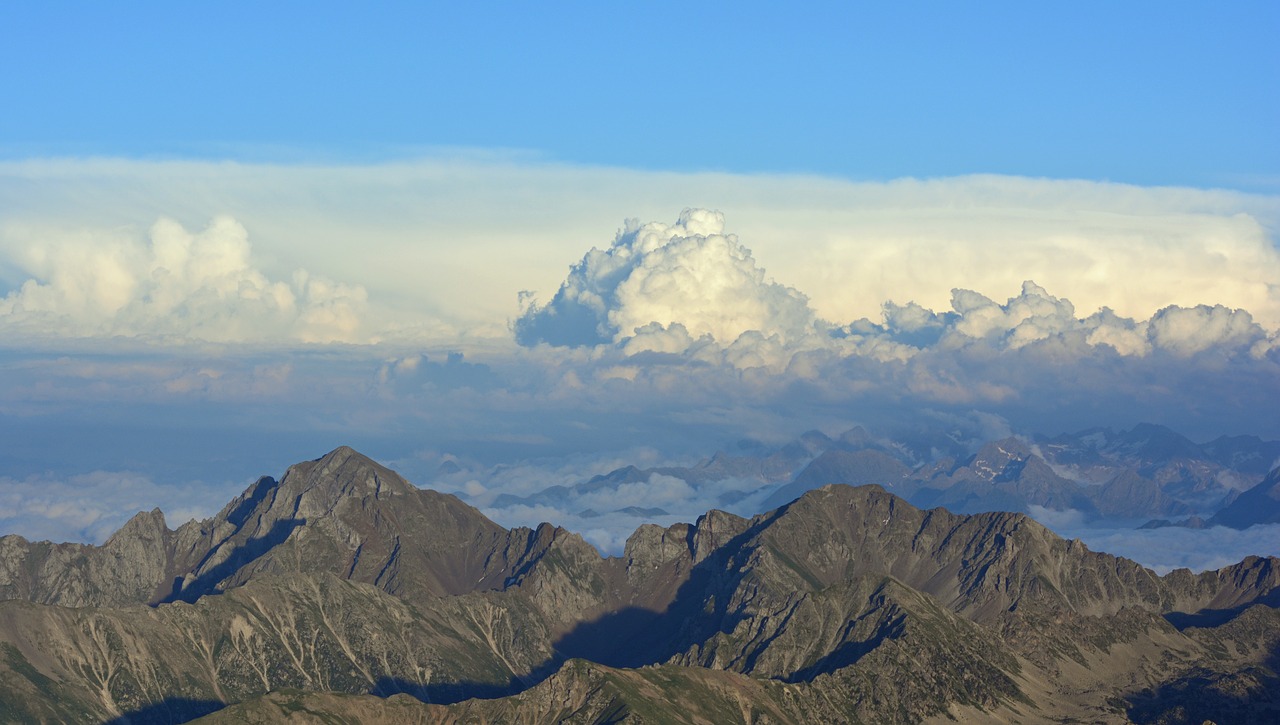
516, 209, 816, 347
516, 210, 1278, 386
477, 467, 780, 556
865, 282, 1270, 361
0, 209, 1273, 503
6, 159, 1276, 340
0, 470, 240, 544
1147, 304, 1266, 356
0, 159, 1278, 568
0, 216, 371, 343
946, 281, 1077, 348
1053, 523, 1280, 574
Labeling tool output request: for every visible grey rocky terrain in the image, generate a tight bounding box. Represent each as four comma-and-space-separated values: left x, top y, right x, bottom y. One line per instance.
0, 446, 1277, 723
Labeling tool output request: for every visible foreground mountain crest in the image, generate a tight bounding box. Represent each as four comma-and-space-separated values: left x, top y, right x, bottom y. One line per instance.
0, 447, 1277, 724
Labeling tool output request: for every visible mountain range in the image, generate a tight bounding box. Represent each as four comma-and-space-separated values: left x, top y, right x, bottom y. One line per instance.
481, 423, 1280, 538
0, 445, 1278, 723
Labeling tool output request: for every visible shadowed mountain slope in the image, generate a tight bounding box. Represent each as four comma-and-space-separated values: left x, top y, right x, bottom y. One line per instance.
0, 447, 570, 608
0, 447, 1278, 724
1209, 465, 1280, 529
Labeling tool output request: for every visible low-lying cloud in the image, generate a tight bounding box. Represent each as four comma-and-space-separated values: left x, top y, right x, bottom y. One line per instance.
0, 470, 240, 544
1057, 522, 1280, 574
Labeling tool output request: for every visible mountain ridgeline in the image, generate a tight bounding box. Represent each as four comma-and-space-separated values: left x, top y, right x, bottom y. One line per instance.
491, 422, 1280, 532
0, 446, 1277, 724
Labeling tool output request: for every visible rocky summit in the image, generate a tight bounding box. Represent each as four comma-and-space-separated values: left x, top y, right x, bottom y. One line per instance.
1, 447, 1278, 724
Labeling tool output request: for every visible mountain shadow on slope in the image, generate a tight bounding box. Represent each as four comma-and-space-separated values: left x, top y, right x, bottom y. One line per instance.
368, 653, 569, 706
1126, 666, 1280, 725
782, 609, 906, 682
1164, 572, 1280, 629
158, 517, 305, 604
102, 698, 224, 725
551, 508, 784, 668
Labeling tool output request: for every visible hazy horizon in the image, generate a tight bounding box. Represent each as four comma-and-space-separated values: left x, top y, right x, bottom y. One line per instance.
1, 3, 1276, 573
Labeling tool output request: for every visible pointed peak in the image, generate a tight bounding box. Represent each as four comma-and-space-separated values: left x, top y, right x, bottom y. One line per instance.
280, 446, 416, 507
313, 446, 389, 476
782, 483, 913, 521
106, 508, 169, 545
307, 445, 412, 496
316, 445, 369, 466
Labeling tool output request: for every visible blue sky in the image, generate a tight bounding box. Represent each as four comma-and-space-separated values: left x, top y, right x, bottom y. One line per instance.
0, 2, 1278, 566
3, 2, 1276, 187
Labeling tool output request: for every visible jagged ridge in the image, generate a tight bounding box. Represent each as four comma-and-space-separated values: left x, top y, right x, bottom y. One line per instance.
0, 447, 1277, 724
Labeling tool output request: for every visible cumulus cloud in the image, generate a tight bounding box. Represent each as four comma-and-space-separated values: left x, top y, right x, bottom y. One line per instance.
517, 211, 1279, 388
1146, 304, 1266, 356
516, 209, 817, 347
1, 160, 1279, 570
5, 159, 1280, 337
946, 281, 1077, 347
0, 216, 371, 343
853, 281, 1269, 361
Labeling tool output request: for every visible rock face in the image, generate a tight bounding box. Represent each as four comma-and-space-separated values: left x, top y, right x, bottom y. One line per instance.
0, 447, 566, 608
1, 448, 1278, 724
0, 507, 181, 608
761, 448, 911, 511
1209, 465, 1280, 529
1091, 470, 1192, 519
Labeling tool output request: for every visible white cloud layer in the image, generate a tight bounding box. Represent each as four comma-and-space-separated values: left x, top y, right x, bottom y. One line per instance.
479, 470, 779, 556
0, 158, 1278, 573
0, 470, 239, 544
0, 216, 371, 343
2, 158, 1278, 343
1056, 523, 1280, 575
516, 211, 1278, 376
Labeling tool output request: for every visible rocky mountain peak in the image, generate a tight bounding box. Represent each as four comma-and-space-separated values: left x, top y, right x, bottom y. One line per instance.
690, 509, 749, 563
105, 507, 169, 546
1112, 422, 1202, 461
288, 446, 415, 504
210, 445, 417, 532
3, 450, 1280, 724
967, 437, 1033, 479
623, 521, 693, 573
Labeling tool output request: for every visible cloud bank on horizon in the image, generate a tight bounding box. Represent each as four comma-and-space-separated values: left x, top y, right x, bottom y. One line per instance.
516, 207, 1278, 365
0, 216, 369, 344
3, 160, 1279, 345
1, 165, 1277, 453
1, 162, 1279, 563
